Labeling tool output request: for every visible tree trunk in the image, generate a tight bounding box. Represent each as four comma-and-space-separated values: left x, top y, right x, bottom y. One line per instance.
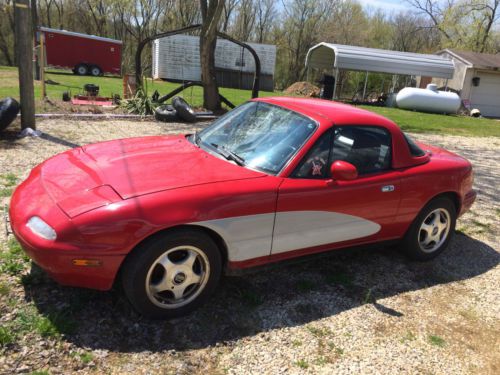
200, 34, 219, 110
200, 0, 224, 111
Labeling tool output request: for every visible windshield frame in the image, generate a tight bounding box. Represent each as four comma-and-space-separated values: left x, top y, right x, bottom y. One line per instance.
194, 101, 319, 176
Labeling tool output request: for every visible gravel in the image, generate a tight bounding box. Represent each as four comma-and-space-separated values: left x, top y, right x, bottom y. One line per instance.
0, 119, 498, 375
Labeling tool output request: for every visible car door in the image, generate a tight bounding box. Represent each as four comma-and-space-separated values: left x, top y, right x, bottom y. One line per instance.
272, 125, 402, 256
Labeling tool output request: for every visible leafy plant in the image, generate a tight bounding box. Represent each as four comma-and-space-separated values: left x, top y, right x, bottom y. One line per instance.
120, 88, 157, 115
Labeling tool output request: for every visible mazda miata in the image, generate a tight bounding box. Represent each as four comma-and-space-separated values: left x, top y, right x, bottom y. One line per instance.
9, 97, 476, 318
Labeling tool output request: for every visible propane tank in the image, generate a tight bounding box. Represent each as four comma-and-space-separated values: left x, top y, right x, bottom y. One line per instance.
396, 84, 461, 114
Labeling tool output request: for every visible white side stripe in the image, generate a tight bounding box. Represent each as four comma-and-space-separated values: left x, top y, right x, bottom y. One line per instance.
193, 213, 274, 262
192, 211, 381, 262
272, 211, 381, 255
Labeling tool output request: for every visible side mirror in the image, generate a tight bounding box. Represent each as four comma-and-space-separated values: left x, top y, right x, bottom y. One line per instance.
330, 160, 358, 181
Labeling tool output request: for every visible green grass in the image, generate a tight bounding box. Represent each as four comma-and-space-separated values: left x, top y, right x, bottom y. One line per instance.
359, 105, 500, 137
324, 270, 353, 287
15, 307, 76, 338
428, 334, 446, 347
296, 279, 316, 292
0, 66, 276, 109
0, 173, 18, 197
71, 351, 94, 364
2, 65, 498, 136
0, 238, 30, 276
0, 325, 15, 346
294, 359, 309, 369
0, 281, 10, 296
400, 331, 417, 343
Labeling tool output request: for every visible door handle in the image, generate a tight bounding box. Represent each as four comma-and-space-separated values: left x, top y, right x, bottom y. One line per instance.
381, 185, 395, 192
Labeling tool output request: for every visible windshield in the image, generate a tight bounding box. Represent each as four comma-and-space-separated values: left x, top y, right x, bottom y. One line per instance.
197, 101, 317, 174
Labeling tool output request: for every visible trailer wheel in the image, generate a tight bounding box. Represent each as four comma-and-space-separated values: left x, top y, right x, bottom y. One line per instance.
0, 97, 20, 132
62, 92, 71, 102
172, 96, 197, 123
155, 105, 179, 122
74, 64, 89, 76
90, 65, 102, 77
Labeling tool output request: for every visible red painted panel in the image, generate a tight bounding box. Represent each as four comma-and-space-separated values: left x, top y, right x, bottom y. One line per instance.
42, 30, 122, 74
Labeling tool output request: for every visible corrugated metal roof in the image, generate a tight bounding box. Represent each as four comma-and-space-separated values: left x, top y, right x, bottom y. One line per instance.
440, 49, 500, 70
306, 43, 455, 79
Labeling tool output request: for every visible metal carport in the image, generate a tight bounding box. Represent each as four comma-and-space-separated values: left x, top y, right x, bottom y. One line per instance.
305, 43, 455, 99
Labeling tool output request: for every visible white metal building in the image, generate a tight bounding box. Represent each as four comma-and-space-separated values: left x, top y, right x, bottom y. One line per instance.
152, 35, 276, 91
305, 43, 455, 98
435, 49, 500, 117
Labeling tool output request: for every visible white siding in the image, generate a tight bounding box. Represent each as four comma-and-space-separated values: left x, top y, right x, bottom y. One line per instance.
469, 71, 500, 117
152, 35, 276, 81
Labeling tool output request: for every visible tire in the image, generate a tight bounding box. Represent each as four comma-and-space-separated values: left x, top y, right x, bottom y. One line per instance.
172, 96, 197, 123
0, 97, 20, 132
154, 104, 179, 122
89, 65, 102, 77
121, 229, 222, 319
402, 197, 456, 261
74, 63, 89, 76
62, 92, 71, 102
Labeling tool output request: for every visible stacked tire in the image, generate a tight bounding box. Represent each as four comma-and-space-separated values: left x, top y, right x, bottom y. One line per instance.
155, 96, 197, 123
0, 97, 20, 133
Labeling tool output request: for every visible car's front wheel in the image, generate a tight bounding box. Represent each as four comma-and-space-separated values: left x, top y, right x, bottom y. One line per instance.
402, 197, 456, 261
122, 229, 222, 319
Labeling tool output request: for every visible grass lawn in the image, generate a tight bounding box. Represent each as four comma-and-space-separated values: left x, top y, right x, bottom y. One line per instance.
0, 65, 274, 109
359, 105, 500, 137
1, 65, 499, 137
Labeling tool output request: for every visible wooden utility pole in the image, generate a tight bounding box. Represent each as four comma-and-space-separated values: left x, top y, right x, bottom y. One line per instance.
31, 0, 40, 80
39, 32, 46, 98
14, 0, 36, 130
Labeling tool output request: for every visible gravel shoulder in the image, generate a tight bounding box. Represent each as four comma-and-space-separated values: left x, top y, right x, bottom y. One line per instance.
0, 119, 498, 375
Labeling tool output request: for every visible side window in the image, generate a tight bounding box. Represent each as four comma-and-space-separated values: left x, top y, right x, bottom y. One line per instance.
332, 126, 391, 175
294, 130, 332, 179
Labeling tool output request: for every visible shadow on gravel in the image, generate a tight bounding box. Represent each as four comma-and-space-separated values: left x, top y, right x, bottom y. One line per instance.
23, 232, 498, 352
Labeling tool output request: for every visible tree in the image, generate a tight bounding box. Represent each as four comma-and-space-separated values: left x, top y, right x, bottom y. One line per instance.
0, 0, 15, 65
200, 0, 225, 110
407, 0, 500, 52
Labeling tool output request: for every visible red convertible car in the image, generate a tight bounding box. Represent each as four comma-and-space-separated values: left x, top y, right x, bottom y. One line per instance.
9, 97, 476, 318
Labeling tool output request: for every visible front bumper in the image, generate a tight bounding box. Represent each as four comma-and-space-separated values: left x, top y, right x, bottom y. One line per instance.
13, 228, 124, 290
460, 189, 477, 216
8, 171, 124, 291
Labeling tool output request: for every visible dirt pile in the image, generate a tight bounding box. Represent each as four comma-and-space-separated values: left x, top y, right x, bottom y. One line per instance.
283, 81, 321, 97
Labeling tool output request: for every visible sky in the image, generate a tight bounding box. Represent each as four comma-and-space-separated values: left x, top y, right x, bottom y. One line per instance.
356, 0, 411, 13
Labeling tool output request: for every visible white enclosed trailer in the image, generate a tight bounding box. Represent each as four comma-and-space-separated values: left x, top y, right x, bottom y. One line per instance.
152, 35, 276, 91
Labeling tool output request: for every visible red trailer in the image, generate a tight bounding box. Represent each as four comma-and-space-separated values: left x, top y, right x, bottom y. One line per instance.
39, 27, 122, 76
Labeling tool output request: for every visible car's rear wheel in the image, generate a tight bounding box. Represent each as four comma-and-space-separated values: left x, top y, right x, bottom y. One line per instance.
402, 197, 456, 261
121, 229, 222, 319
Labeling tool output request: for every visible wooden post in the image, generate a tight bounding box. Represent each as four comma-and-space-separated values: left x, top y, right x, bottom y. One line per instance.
39, 32, 46, 98
362, 71, 369, 100
14, 0, 36, 130
31, 0, 40, 81
333, 68, 339, 100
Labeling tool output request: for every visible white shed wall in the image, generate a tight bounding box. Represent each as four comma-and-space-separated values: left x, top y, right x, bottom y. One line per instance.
152, 35, 276, 81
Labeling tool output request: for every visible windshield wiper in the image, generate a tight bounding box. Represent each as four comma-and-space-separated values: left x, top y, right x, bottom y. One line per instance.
210, 143, 245, 166
193, 131, 201, 146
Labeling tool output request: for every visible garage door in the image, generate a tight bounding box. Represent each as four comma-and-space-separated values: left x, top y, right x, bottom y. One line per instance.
470, 72, 500, 117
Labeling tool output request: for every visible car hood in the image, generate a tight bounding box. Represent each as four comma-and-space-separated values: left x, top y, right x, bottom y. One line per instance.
40, 135, 266, 217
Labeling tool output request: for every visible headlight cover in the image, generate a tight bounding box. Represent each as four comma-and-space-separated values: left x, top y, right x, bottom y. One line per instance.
26, 216, 57, 240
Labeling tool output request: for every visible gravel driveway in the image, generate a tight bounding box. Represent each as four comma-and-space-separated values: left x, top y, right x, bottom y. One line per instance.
0, 119, 498, 375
